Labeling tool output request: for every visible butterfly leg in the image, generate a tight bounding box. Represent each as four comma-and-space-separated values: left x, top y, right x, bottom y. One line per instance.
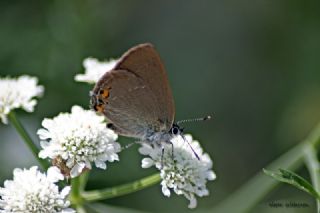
181, 134, 200, 160
169, 141, 174, 161
161, 145, 165, 169
162, 140, 174, 162
121, 140, 143, 151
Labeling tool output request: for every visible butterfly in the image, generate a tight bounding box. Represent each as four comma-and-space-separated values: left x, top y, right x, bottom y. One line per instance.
90, 43, 209, 158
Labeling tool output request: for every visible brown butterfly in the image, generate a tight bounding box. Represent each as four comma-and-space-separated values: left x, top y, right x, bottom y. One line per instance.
90, 43, 209, 158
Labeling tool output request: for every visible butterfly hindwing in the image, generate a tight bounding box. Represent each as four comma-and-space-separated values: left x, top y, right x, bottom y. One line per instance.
93, 69, 165, 138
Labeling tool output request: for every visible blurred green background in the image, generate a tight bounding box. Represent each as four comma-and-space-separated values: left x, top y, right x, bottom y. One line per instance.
1, 1, 320, 212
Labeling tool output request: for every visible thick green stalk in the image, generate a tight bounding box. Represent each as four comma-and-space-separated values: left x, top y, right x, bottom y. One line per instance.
8, 111, 48, 169
304, 146, 320, 213
82, 173, 161, 201
210, 122, 320, 213
79, 171, 90, 192
70, 176, 85, 211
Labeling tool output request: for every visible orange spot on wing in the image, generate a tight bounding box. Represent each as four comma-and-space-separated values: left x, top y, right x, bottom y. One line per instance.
95, 104, 104, 113
100, 89, 110, 99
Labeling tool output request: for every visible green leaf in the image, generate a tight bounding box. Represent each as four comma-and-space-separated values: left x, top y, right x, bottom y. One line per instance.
263, 168, 320, 200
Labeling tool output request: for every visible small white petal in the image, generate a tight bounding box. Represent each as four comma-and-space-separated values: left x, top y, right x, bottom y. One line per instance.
38, 150, 50, 159
188, 196, 197, 209
162, 185, 171, 197
95, 160, 107, 169
61, 186, 71, 197
141, 158, 154, 168
62, 208, 76, 213
39, 140, 50, 148
22, 99, 36, 112
0, 114, 8, 124
37, 129, 51, 140
85, 159, 92, 169
70, 163, 85, 178
47, 166, 64, 182
207, 171, 216, 180
13, 168, 23, 175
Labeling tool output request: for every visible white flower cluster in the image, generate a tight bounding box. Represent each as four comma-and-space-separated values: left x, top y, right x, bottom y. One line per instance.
0, 75, 44, 124
38, 105, 120, 178
139, 134, 216, 208
74, 57, 118, 84
0, 166, 75, 213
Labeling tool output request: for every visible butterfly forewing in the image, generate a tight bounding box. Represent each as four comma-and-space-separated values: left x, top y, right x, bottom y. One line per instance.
92, 43, 175, 138
115, 43, 175, 128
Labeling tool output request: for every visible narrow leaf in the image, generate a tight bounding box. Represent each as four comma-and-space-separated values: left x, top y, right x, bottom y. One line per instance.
263, 168, 320, 200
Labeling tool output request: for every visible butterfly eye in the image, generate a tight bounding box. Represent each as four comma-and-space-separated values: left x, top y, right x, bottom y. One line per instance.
171, 126, 179, 135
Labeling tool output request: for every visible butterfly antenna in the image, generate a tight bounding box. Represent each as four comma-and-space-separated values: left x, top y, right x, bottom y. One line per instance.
177, 115, 212, 125
181, 134, 201, 160
176, 115, 212, 160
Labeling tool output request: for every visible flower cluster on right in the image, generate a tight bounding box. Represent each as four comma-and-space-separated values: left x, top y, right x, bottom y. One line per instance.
139, 134, 216, 208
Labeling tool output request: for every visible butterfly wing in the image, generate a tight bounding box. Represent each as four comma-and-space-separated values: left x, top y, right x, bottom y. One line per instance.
91, 44, 175, 138
115, 43, 175, 125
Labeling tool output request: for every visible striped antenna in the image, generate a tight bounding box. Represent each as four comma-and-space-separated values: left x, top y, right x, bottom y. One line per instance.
176, 115, 212, 125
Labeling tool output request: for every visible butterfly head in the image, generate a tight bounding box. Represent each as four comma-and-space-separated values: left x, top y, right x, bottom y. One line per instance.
169, 123, 184, 136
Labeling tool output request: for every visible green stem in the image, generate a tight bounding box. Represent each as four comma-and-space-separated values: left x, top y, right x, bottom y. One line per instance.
70, 175, 85, 211
71, 176, 83, 204
8, 111, 48, 169
79, 171, 90, 192
210, 122, 320, 213
82, 173, 161, 202
304, 145, 320, 213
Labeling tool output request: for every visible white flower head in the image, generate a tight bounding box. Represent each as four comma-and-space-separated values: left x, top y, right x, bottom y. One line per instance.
75, 57, 118, 84
0, 75, 44, 124
139, 134, 216, 209
38, 105, 120, 178
0, 166, 75, 213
